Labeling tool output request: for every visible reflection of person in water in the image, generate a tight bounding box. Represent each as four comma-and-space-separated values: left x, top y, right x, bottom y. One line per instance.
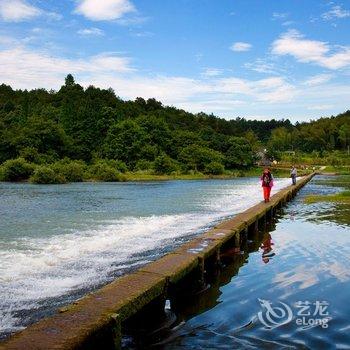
261, 233, 275, 263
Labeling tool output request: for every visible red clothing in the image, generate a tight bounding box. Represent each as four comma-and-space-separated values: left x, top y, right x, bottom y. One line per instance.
261, 171, 273, 201
263, 186, 271, 201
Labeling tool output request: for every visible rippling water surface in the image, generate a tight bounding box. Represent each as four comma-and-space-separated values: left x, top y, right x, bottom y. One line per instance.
0, 177, 291, 338
133, 175, 350, 349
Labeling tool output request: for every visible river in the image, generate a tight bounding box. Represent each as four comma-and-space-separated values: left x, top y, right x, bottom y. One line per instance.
0, 177, 291, 339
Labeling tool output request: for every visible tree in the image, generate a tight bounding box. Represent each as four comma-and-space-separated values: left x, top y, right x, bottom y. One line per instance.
65, 74, 75, 87
224, 137, 255, 169
0, 75, 349, 177
103, 119, 147, 166
179, 144, 224, 172
244, 130, 260, 151
339, 124, 350, 149
268, 127, 292, 151
154, 154, 178, 174
0, 158, 34, 181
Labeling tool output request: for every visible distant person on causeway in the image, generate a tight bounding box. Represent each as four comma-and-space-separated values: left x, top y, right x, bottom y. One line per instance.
290, 165, 297, 185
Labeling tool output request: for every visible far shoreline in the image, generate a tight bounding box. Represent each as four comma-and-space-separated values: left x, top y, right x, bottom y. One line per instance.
0, 166, 316, 184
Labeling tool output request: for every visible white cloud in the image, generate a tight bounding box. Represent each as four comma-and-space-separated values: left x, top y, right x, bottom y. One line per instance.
46, 11, 63, 21
75, 0, 135, 21
244, 59, 278, 74
0, 43, 295, 105
77, 27, 105, 36
1, 42, 349, 121
0, 34, 17, 45
230, 42, 252, 52
322, 5, 350, 20
271, 29, 350, 69
251, 77, 297, 103
214, 76, 297, 103
303, 74, 333, 86
202, 68, 223, 77
116, 15, 148, 26
0, 0, 40, 22
307, 105, 333, 110
130, 31, 154, 38
272, 12, 288, 19
282, 21, 294, 26
0, 47, 134, 89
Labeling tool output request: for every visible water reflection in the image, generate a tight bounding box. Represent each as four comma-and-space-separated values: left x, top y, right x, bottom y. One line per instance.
123, 176, 350, 349
299, 175, 350, 228
261, 233, 275, 264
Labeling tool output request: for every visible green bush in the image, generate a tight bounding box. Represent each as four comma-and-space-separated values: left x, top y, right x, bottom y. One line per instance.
51, 159, 86, 182
0, 158, 34, 181
204, 161, 225, 175
19, 147, 40, 163
154, 154, 179, 174
88, 161, 126, 182
30, 166, 66, 184
179, 144, 224, 172
134, 159, 154, 171
105, 159, 128, 173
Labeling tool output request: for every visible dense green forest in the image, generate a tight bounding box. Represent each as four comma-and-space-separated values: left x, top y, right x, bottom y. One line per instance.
0, 75, 349, 183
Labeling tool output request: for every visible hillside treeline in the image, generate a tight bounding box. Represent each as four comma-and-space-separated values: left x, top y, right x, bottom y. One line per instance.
0, 75, 349, 182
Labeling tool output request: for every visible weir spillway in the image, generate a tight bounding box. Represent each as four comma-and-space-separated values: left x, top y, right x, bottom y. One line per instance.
0, 173, 315, 350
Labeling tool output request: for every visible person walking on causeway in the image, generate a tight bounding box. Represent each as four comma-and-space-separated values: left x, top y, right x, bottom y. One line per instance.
261, 168, 274, 203
290, 165, 297, 185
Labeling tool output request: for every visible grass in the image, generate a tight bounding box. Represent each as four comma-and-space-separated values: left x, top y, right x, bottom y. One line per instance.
305, 173, 350, 204
123, 167, 302, 182
124, 171, 246, 181
0, 165, 312, 183
321, 166, 350, 175
304, 191, 350, 204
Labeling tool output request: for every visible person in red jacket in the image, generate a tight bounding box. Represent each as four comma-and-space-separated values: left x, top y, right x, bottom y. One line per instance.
261, 168, 274, 203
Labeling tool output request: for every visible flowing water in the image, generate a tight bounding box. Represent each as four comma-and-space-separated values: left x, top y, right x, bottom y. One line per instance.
127, 175, 350, 349
0, 177, 292, 339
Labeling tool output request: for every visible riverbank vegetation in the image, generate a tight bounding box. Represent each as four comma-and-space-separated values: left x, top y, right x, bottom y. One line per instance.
305, 176, 350, 204
305, 191, 350, 204
0, 75, 349, 183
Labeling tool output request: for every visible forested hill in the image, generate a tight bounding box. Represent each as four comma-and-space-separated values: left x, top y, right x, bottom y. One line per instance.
0, 75, 349, 179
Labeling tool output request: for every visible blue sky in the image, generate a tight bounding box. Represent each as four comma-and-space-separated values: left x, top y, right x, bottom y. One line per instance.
0, 0, 349, 122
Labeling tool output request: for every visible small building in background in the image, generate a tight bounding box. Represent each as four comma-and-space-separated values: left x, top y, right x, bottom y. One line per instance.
257, 151, 272, 167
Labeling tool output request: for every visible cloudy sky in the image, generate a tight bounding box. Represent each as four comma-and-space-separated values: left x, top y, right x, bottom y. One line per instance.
0, 0, 349, 122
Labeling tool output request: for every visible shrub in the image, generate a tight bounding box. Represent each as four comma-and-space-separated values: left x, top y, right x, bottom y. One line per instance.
204, 161, 225, 175
179, 144, 224, 172
106, 159, 128, 173
154, 154, 179, 174
30, 166, 66, 184
88, 161, 125, 182
51, 159, 86, 182
19, 147, 40, 163
0, 158, 34, 181
134, 160, 154, 171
